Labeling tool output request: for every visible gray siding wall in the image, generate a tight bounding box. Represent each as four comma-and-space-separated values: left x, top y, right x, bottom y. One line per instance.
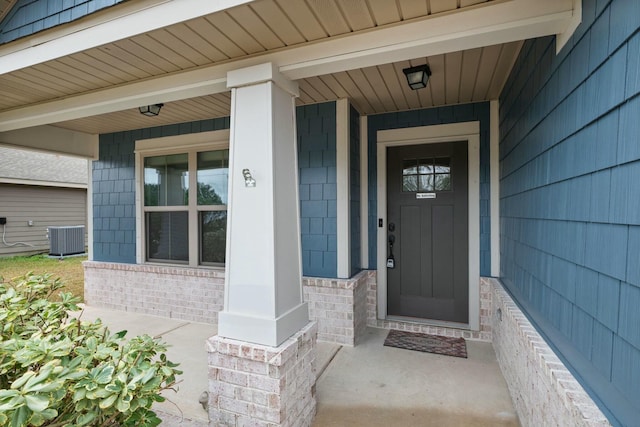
0, 184, 87, 257
367, 102, 492, 275
0, 0, 123, 44
499, 0, 640, 424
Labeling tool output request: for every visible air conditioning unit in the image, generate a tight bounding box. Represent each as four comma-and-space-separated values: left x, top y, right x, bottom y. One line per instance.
48, 226, 85, 257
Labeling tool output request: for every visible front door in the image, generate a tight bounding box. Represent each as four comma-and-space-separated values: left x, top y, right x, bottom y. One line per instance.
386, 141, 468, 323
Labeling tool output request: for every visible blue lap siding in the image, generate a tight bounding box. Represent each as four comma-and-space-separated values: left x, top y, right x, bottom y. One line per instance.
499, 0, 640, 424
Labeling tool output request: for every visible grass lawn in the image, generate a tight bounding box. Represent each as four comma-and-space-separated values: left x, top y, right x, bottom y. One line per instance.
0, 254, 86, 301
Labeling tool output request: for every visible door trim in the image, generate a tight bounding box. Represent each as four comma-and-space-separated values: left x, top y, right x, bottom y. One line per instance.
376, 122, 480, 330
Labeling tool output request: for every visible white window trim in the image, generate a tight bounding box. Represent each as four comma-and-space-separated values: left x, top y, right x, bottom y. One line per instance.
376, 122, 480, 331
135, 129, 230, 266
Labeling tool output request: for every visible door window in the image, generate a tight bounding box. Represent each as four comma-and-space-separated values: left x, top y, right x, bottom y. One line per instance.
402, 157, 451, 192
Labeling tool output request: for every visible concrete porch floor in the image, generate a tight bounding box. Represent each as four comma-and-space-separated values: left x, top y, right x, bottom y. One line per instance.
78, 306, 518, 426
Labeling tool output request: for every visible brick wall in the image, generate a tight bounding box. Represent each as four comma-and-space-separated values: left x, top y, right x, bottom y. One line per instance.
207, 322, 317, 426
84, 260, 369, 343
83, 261, 225, 324
489, 278, 609, 427
303, 270, 371, 346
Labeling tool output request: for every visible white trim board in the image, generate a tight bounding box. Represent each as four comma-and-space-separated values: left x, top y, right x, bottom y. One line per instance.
336, 99, 351, 278
360, 115, 369, 270
376, 122, 481, 331
490, 100, 500, 277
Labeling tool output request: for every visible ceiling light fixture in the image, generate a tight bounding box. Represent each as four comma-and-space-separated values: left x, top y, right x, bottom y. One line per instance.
138, 103, 164, 117
402, 64, 432, 90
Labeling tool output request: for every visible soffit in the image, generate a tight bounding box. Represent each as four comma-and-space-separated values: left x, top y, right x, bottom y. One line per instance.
0, 0, 566, 134
0, 0, 494, 111
54, 41, 522, 135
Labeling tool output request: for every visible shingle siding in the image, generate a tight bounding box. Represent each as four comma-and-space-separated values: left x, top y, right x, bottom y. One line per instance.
95, 106, 341, 278
367, 102, 491, 275
93, 118, 228, 264
297, 102, 338, 278
499, 0, 640, 423
0, 0, 123, 44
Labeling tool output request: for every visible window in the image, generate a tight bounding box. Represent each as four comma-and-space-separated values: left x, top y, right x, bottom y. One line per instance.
197, 150, 228, 264
402, 157, 451, 192
136, 130, 229, 267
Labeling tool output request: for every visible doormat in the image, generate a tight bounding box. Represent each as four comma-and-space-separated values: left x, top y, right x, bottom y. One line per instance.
383, 329, 467, 358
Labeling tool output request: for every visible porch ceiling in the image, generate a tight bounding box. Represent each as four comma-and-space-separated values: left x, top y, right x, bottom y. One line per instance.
54, 42, 522, 134
0, 0, 574, 135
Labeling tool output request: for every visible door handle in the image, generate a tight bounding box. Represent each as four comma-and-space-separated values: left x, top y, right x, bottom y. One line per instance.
387, 234, 396, 268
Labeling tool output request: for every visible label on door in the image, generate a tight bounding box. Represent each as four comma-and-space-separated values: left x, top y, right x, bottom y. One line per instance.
416, 192, 436, 199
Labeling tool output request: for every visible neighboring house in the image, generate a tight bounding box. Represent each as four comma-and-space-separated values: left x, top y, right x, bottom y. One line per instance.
0, 146, 88, 257
0, 0, 638, 426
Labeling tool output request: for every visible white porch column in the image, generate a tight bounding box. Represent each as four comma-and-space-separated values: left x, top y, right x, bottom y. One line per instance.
218, 62, 309, 347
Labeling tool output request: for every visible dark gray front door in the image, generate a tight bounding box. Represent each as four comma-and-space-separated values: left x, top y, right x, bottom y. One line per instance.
386, 141, 468, 323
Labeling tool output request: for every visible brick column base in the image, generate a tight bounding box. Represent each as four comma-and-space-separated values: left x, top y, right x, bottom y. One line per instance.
207, 322, 318, 426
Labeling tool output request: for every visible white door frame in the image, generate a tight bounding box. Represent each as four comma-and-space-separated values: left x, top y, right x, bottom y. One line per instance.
376, 121, 480, 330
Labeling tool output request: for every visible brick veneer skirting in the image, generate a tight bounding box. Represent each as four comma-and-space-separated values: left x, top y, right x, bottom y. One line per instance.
207, 322, 317, 426
303, 270, 372, 346
83, 262, 372, 342
83, 261, 225, 324
489, 278, 610, 427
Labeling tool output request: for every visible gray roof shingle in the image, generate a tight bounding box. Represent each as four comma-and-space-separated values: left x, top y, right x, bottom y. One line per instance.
0, 146, 88, 185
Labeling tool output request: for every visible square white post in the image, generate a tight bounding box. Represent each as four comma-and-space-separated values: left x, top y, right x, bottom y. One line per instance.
218, 63, 309, 347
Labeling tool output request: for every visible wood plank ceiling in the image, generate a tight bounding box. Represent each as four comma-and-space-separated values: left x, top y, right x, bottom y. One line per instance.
0, 0, 522, 134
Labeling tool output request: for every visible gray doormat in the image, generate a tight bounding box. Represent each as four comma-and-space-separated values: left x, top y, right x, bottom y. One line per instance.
383, 329, 467, 358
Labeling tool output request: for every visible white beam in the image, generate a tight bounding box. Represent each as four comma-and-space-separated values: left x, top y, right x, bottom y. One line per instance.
0, 0, 575, 132
0, 73, 228, 132
0, 126, 98, 159
279, 0, 573, 79
556, 0, 582, 53
0, 0, 255, 74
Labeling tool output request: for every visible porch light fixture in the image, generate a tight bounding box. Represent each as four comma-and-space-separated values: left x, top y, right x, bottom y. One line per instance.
402, 64, 431, 90
138, 103, 164, 117
242, 169, 256, 187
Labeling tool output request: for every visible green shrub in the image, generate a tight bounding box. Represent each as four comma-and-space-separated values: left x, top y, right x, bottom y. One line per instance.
0, 273, 181, 426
